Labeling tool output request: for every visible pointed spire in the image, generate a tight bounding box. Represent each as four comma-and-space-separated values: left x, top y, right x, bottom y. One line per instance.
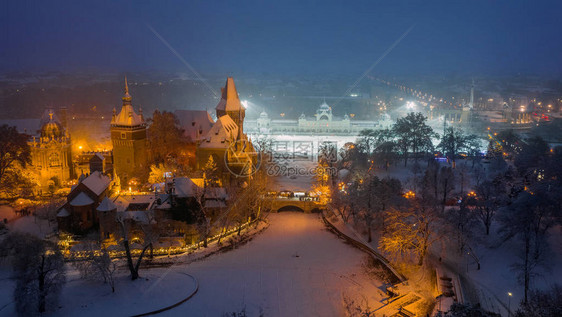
122, 76, 132, 102
125, 76, 129, 94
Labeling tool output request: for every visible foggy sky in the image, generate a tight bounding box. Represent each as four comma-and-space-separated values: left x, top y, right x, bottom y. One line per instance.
2, 0, 561, 77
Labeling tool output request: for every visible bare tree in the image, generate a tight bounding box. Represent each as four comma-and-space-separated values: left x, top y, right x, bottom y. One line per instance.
438, 166, 455, 213
193, 185, 211, 247
474, 177, 507, 235
2, 232, 65, 315
381, 172, 443, 265
116, 214, 151, 280
499, 189, 557, 303
72, 241, 117, 292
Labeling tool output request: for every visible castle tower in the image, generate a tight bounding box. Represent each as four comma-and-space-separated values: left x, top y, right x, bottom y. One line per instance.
110, 77, 147, 183
215, 77, 245, 139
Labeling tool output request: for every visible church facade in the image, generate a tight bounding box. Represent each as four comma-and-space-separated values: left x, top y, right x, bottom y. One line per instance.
28, 109, 74, 189
110, 78, 148, 184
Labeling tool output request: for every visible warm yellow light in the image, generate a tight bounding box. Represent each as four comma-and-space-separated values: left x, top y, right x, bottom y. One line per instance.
508, 292, 512, 296
403, 190, 415, 199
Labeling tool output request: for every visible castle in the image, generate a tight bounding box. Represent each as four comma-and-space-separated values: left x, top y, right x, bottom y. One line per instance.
197, 77, 256, 179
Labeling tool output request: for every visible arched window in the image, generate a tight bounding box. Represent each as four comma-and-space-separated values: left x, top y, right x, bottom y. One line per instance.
49, 152, 61, 167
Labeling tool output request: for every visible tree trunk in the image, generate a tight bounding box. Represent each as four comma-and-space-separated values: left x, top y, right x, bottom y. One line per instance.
123, 239, 138, 280
38, 256, 46, 313
217, 226, 226, 245
524, 234, 530, 304
134, 244, 151, 274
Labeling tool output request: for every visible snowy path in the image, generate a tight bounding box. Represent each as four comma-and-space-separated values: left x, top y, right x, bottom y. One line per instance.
164, 212, 385, 316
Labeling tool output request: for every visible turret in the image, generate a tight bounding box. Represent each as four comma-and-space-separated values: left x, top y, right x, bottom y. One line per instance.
215, 77, 245, 139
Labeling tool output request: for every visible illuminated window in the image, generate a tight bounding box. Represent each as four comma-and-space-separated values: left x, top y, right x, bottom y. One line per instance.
121, 132, 126, 139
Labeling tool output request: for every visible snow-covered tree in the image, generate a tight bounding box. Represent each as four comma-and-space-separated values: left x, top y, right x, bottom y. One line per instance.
515, 284, 562, 317
0, 125, 31, 185
392, 112, 435, 166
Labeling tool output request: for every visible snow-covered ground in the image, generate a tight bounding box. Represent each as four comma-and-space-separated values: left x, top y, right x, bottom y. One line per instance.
0, 213, 385, 317
5, 214, 54, 238
166, 213, 385, 316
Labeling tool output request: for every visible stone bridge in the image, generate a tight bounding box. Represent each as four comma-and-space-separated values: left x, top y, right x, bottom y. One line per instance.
268, 197, 325, 213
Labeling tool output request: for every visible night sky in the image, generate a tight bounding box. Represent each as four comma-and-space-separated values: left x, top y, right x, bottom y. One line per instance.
2, 0, 561, 76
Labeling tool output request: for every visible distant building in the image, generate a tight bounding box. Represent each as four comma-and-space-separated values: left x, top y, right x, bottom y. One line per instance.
28, 109, 74, 189
247, 101, 387, 134
110, 78, 148, 184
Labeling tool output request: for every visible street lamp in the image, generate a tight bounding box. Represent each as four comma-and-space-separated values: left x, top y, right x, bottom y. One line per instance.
507, 292, 513, 317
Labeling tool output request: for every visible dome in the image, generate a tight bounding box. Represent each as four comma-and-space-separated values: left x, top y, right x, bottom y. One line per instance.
40, 111, 64, 138
260, 111, 268, 118
319, 102, 330, 110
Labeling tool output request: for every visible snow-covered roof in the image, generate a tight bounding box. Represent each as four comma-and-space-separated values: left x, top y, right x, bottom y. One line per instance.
112, 193, 174, 212
57, 208, 70, 217
173, 178, 201, 198
174, 109, 215, 142
91, 152, 105, 162
70, 192, 94, 206
80, 171, 111, 196
318, 102, 331, 111
110, 77, 145, 127
199, 115, 239, 149
111, 104, 145, 126
215, 77, 243, 112
205, 187, 228, 200
117, 210, 153, 225
96, 197, 117, 212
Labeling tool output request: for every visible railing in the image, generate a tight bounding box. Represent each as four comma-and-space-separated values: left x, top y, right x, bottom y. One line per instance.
321, 211, 406, 284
